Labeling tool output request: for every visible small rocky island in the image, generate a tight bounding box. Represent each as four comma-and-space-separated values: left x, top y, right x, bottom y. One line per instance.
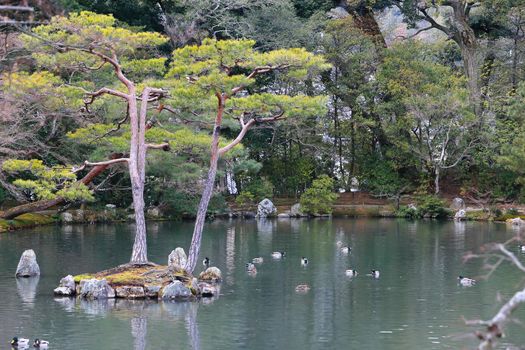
54, 248, 221, 300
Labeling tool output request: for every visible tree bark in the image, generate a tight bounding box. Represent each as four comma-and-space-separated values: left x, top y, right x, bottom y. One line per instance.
185, 94, 225, 273
129, 89, 149, 264
434, 167, 440, 194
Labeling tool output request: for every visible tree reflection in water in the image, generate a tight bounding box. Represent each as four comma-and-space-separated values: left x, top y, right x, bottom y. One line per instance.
55, 297, 207, 349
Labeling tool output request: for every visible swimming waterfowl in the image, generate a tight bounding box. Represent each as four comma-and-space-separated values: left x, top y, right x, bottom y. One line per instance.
345, 269, 357, 277
252, 257, 264, 264
520, 245, 525, 253
33, 339, 49, 349
271, 251, 286, 259
301, 257, 308, 266
245, 262, 257, 273
371, 270, 380, 278
11, 337, 29, 348
341, 246, 351, 254
295, 284, 310, 293
202, 257, 210, 269
458, 276, 476, 286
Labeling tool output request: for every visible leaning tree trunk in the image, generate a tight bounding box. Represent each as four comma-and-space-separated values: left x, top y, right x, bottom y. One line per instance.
0, 153, 123, 220
185, 94, 225, 274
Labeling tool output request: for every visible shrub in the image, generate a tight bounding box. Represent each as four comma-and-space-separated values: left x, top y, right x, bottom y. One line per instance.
417, 195, 450, 218
300, 175, 339, 215
236, 191, 255, 207
396, 205, 418, 219
243, 177, 274, 202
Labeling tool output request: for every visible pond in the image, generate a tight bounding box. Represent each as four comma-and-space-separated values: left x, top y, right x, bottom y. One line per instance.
0, 218, 524, 349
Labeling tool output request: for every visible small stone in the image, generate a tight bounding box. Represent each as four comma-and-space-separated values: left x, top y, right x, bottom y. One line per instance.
78, 278, 115, 299
168, 247, 187, 270
454, 209, 467, 221
408, 203, 417, 211
15, 249, 40, 277
54, 275, 75, 296
160, 280, 192, 300
257, 198, 277, 218
54, 286, 75, 296
198, 267, 222, 283
198, 282, 219, 297
144, 285, 161, 298
277, 213, 290, 218
105, 204, 117, 209
60, 212, 74, 223
115, 286, 145, 299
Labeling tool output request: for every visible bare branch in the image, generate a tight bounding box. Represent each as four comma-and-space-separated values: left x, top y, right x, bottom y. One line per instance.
218, 111, 284, 156
146, 142, 170, 151
73, 158, 129, 173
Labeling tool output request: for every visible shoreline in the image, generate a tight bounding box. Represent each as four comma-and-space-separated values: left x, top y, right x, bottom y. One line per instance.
0, 204, 518, 233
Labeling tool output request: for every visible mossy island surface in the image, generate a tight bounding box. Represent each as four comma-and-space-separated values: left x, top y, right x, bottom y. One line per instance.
54, 263, 221, 301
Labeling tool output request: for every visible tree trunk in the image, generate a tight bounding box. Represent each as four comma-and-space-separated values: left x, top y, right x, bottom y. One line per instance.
129, 92, 149, 264
0, 153, 123, 220
448, 1, 482, 116
185, 94, 225, 274
434, 167, 440, 194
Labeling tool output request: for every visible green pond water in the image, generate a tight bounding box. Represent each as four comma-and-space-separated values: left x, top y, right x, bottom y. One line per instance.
0, 218, 524, 349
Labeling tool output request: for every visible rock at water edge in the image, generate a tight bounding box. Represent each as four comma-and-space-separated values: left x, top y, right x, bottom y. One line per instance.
15, 249, 40, 277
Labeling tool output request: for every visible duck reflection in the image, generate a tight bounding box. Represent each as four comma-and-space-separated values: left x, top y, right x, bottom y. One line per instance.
16, 276, 39, 305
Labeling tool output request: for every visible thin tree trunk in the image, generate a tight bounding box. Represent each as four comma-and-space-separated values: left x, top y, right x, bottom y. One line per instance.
434, 167, 440, 194
185, 94, 225, 273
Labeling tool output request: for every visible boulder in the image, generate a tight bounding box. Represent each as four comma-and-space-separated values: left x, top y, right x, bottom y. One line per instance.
451, 198, 465, 210
78, 279, 115, 299
54, 275, 75, 296
160, 281, 192, 300
257, 198, 277, 218
290, 203, 307, 217
168, 247, 187, 270
144, 284, 161, 298
198, 282, 220, 297
198, 267, 222, 283
507, 217, 525, 226
454, 209, 467, 221
60, 212, 74, 223
15, 249, 40, 277
115, 286, 145, 299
